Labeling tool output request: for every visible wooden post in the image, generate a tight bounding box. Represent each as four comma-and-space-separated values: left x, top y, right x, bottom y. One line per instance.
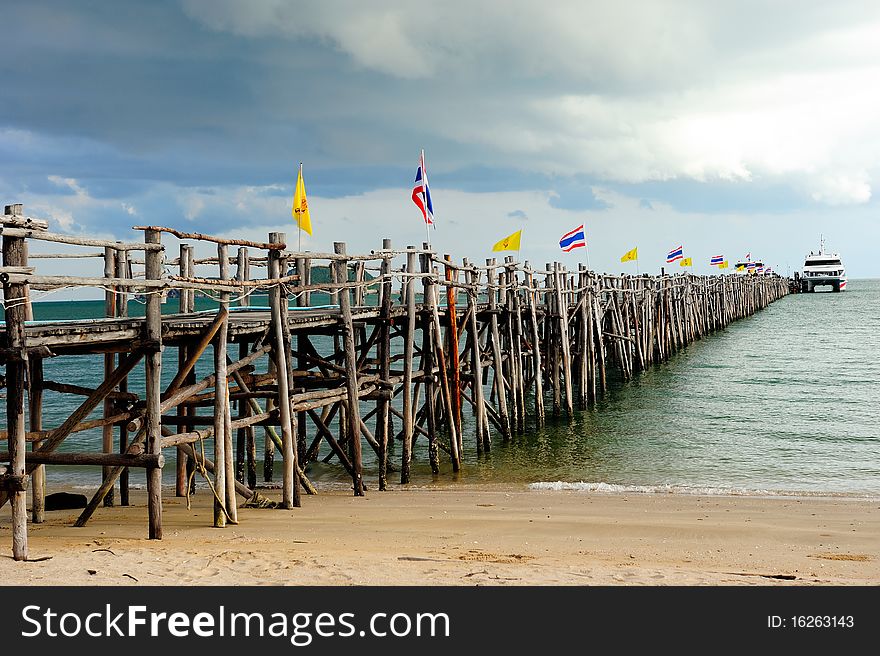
524, 263, 545, 424
554, 263, 574, 415
3, 204, 29, 559
175, 243, 190, 497
235, 248, 254, 483
28, 357, 44, 523
116, 246, 131, 504
505, 257, 526, 432
237, 247, 250, 308
101, 247, 117, 506
294, 257, 308, 464
426, 256, 461, 471
419, 249, 440, 474
376, 239, 393, 490
218, 244, 237, 523
269, 233, 299, 507
485, 259, 512, 440
401, 248, 417, 484
444, 254, 463, 448
464, 259, 489, 452
334, 242, 364, 495
143, 228, 163, 540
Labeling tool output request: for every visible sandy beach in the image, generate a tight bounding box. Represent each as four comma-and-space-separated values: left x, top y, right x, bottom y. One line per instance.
1, 485, 877, 586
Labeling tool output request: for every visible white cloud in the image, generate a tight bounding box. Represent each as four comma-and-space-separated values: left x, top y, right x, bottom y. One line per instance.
183, 1, 880, 206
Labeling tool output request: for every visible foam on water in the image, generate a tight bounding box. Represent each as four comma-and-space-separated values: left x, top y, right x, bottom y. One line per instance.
528, 481, 879, 499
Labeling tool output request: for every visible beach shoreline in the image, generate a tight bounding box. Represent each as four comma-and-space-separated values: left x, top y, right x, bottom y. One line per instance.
2, 485, 877, 586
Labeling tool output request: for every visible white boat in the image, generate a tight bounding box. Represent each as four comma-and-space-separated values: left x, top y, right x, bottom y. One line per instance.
800, 236, 846, 292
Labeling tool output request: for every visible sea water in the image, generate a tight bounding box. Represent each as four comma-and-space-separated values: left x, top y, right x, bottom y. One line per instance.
3, 281, 878, 497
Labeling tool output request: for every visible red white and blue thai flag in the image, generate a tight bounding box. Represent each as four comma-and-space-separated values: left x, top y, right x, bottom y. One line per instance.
559, 224, 586, 252
411, 149, 434, 226
746, 262, 757, 269
710, 255, 724, 265
666, 245, 684, 263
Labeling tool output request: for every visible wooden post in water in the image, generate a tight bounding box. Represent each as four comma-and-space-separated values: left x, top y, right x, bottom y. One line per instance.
505, 257, 526, 432
143, 228, 163, 539
464, 259, 489, 453
523, 263, 545, 424
485, 259, 511, 440
554, 263, 574, 415
444, 254, 463, 449
419, 248, 440, 474
334, 242, 364, 495
426, 256, 460, 471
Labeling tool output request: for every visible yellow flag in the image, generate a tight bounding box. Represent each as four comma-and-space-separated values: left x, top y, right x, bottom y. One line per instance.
492, 229, 522, 252
620, 247, 638, 262
736, 264, 745, 271
718, 261, 729, 269
292, 164, 312, 236
679, 257, 693, 267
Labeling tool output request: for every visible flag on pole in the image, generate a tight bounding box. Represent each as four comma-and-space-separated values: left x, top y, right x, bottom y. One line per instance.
718, 261, 729, 269
745, 252, 751, 260
620, 247, 638, 262
679, 257, 693, 267
666, 245, 684, 263
411, 149, 434, 226
492, 229, 522, 252
559, 225, 586, 252
710, 255, 724, 265
292, 164, 312, 236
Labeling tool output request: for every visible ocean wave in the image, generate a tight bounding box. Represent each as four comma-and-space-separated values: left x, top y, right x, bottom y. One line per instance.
527, 481, 880, 499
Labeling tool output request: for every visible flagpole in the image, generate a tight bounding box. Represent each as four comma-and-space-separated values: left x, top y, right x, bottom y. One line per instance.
297, 163, 303, 253
584, 224, 591, 272
422, 149, 432, 249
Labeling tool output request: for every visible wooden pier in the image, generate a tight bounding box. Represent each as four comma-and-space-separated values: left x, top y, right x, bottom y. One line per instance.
0, 203, 789, 559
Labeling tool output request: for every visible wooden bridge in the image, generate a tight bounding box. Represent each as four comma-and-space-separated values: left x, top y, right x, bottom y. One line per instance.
0, 203, 789, 560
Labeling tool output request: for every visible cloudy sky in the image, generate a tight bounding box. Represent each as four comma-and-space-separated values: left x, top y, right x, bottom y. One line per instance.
3, 0, 879, 285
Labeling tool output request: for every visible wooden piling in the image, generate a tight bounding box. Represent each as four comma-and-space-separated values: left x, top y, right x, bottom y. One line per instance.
143, 228, 163, 540
401, 248, 417, 484
485, 259, 511, 440
3, 205, 29, 559
102, 246, 117, 506
376, 239, 393, 490
334, 242, 364, 495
